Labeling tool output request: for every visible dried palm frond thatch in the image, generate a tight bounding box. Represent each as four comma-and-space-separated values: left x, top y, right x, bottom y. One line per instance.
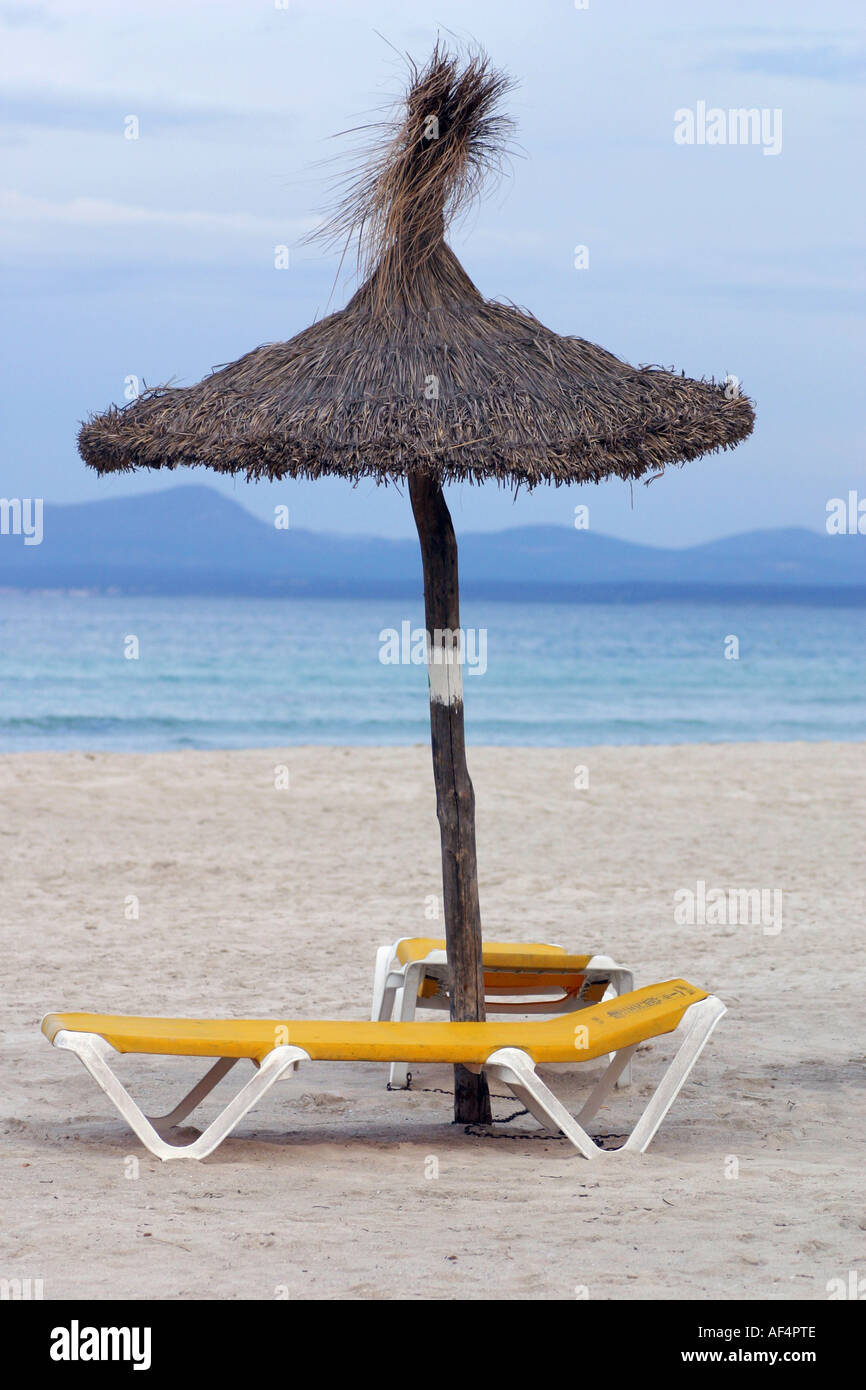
78, 43, 754, 484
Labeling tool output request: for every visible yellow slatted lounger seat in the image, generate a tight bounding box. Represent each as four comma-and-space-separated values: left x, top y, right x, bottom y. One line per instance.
42, 980, 724, 1163
371, 937, 635, 1089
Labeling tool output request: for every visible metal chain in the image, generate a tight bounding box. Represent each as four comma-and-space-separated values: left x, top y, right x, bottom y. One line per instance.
385, 1078, 530, 1123
385, 1076, 628, 1146
388, 1078, 518, 1101
464, 1123, 563, 1140
465, 1125, 627, 1148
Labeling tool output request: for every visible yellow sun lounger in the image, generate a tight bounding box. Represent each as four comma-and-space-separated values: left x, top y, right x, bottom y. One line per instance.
42, 979, 724, 1162
371, 937, 634, 1089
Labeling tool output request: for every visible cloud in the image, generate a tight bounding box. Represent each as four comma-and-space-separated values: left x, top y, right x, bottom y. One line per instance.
0, 188, 318, 267
0, 2, 58, 27
709, 42, 866, 83
0, 88, 296, 140
0, 188, 308, 235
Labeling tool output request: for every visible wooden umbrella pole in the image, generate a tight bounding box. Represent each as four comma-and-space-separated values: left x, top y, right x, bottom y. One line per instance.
408, 471, 492, 1126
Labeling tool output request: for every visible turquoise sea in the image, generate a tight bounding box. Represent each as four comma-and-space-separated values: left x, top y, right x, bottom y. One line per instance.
0, 592, 864, 751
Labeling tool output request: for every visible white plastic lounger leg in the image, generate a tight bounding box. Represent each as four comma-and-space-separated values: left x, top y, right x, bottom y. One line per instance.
377, 973, 405, 1027
576, 1045, 638, 1125
388, 961, 426, 1089
582, 956, 635, 1088
482, 1048, 601, 1159
608, 965, 635, 1086
611, 968, 635, 1086
372, 940, 410, 1025
52, 1030, 310, 1162
371, 944, 395, 1021
149, 1056, 239, 1132
482, 995, 726, 1158
618, 995, 726, 1153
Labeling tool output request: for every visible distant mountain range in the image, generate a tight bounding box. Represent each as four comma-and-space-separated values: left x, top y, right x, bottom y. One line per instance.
1, 485, 863, 601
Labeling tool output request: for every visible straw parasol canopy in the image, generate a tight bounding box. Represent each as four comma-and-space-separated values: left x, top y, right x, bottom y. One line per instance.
78, 44, 755, 1125
79, 49, 753, 485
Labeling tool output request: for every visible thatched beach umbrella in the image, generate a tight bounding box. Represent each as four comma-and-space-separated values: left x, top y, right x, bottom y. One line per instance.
78, 45, 754, 1124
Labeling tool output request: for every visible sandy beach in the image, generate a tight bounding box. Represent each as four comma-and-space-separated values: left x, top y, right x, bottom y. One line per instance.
2, 742, 863, 1301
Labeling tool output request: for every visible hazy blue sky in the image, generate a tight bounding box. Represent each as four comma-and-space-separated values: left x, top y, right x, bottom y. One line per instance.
1, 0, 863, 544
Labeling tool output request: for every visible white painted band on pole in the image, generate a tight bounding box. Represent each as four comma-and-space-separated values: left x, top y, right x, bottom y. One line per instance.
427, 636, 464, 706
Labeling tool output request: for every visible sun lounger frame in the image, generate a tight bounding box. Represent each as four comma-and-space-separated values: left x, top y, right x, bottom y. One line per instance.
48, 994, 724, 1163
371, 939, 635, 1089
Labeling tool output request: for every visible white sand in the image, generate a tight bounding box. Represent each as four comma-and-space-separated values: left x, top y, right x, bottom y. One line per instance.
2, 743, 863, 1301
